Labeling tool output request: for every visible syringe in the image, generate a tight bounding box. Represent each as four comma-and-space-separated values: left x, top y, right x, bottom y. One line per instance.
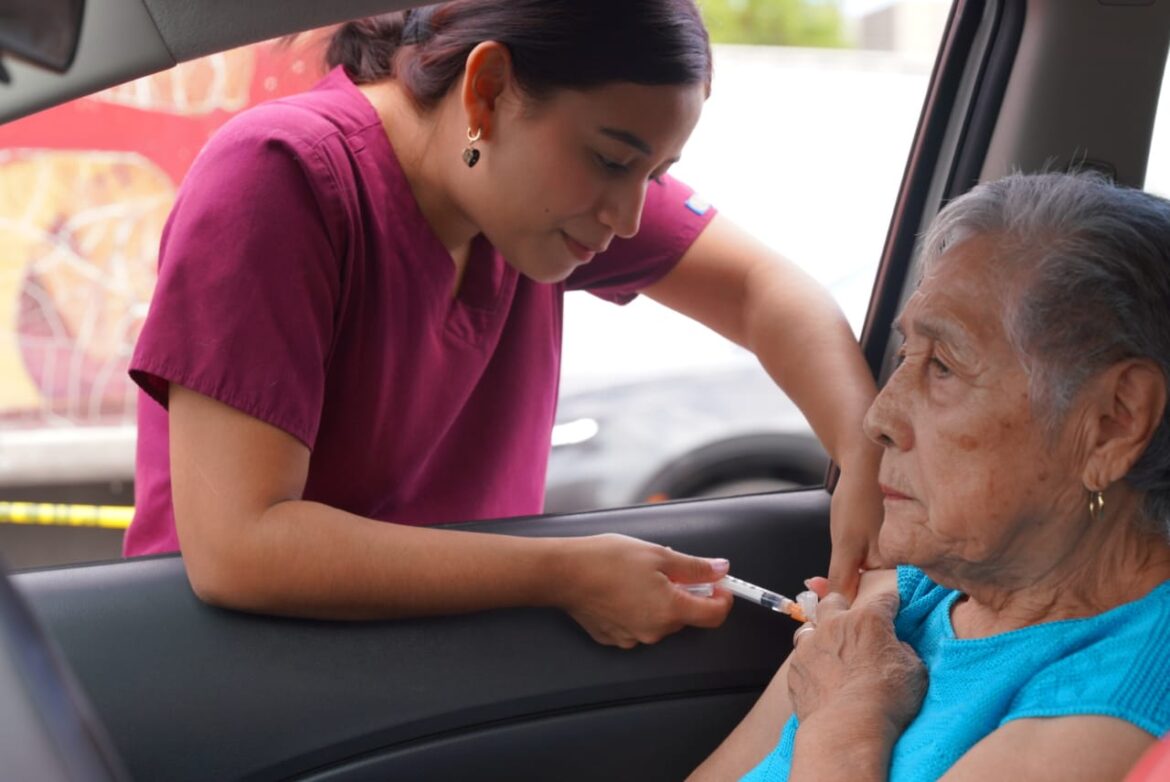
684, 574, 816, 623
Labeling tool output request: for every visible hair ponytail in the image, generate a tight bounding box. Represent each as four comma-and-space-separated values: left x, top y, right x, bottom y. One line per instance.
325, 0, 711, 110
325, 13, 409, 83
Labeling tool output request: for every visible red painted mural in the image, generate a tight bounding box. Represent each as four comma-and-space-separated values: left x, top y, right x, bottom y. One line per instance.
0, 36, 328, 427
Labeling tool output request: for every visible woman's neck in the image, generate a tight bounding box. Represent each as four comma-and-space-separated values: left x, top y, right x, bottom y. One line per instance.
357, 81, 479, 258
948, 501, 1170, 638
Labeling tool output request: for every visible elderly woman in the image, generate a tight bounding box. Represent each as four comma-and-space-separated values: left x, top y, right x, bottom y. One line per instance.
692, 171, 1170, 781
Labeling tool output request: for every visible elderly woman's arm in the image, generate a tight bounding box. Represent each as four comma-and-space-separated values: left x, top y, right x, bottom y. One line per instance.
691, 571, 923, 781
690, 658, 906, 782
688, 657, 796, 780
779, 668, 1155, 782
785, 576, 926, 781
939, 717, 1156, 781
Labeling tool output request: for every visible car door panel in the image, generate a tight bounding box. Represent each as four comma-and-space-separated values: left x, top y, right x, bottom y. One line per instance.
300, 694, 755, 781
14, 490, 830, 781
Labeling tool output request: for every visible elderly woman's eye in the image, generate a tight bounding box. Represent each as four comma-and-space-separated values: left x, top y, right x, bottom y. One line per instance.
929, 356, 952, 376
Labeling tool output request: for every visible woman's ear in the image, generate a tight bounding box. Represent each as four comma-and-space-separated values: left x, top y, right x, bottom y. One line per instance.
1081, 358, 1168, 489
460, 41, 512, 141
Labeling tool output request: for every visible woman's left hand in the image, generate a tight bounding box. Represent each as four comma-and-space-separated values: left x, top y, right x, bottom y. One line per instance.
827, 445, 886, 600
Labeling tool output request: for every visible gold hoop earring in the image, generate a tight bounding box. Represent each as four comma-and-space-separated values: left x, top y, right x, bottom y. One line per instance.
462, 127, 482, 168
1088, 489, 1105, 522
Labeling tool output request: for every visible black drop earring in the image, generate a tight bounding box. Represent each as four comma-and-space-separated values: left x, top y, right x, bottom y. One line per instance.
462, 127, 482, 168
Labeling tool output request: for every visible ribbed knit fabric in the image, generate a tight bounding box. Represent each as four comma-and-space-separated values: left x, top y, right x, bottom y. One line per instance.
742, 566, 1170, 782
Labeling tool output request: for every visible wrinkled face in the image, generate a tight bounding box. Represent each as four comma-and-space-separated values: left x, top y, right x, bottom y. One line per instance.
469, 81, 705, 283
863, 236, 1086, 583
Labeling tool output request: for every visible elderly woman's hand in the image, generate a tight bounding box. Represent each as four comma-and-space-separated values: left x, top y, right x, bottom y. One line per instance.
790, 588, 925, 727
787, 584, 926, 778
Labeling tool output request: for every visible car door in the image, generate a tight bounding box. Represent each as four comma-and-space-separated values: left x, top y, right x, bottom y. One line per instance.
8, 0, 1169, 780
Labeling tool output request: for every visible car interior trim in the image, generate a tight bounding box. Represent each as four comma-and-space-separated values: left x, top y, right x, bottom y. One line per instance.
860, 0, 1002, 378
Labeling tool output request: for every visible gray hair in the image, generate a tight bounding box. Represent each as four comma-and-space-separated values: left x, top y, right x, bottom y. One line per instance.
919, 171, 1170, 541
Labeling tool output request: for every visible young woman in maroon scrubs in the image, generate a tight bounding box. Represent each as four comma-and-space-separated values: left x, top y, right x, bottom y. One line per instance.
127, 0, 883, 648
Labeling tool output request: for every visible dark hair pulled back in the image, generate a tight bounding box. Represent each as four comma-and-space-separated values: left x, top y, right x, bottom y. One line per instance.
326, 0, 712, 110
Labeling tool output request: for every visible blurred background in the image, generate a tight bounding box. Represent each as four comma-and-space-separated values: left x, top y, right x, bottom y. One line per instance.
0, 0, 958, 567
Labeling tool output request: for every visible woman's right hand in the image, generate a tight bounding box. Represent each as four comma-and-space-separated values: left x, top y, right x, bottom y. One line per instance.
555, 533, 733, 648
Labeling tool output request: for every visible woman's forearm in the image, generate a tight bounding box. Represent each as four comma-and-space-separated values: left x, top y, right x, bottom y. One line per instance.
184, 498, 571, 618
743, 255, 886, 590
742, 256, 878, 466
168, 384, 733, 643
181, 498, 733, 648
641, 214, 878, 467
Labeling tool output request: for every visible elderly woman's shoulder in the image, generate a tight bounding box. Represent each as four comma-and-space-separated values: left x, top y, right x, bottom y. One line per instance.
856, 568, 898, 604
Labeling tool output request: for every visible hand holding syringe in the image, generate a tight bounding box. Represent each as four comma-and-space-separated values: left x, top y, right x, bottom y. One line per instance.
685, 574, 819, 624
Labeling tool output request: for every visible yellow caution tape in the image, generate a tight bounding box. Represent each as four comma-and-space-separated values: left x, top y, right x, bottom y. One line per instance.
0, 502, 132, 530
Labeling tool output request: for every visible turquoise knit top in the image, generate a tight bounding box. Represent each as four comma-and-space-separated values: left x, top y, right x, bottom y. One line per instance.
742, 566, 1170, 782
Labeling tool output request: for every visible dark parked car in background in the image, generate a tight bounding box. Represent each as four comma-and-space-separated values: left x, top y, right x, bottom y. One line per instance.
547, 365, 827, 513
